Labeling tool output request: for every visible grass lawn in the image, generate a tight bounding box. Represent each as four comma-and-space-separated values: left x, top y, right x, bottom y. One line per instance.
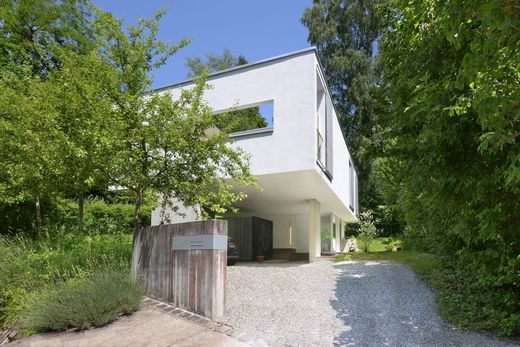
334, 250, 442, 280
335, 237, 442, 280
357, 237, 399, 252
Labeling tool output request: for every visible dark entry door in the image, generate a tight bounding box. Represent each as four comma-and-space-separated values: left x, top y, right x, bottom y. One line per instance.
252, 217, 273, 260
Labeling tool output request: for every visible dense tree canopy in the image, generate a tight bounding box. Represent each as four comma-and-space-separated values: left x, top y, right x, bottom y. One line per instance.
302, 0, 382, 131
304, 0, 519, 336
302, 0, 400, 235
0, 4, 257, 233
0, 0, 96, 76
379, 0, 519, 335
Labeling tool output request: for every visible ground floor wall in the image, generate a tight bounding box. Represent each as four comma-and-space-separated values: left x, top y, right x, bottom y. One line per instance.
261, 214, 309, 253
153, 200, 351, 257
255, 212, 346, 254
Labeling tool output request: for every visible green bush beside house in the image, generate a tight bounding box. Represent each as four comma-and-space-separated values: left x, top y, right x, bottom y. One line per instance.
21, 263, 144, 333
0, 230, 136, 333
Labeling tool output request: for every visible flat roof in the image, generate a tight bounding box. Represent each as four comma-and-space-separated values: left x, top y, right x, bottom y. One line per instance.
149, 47, 317, 93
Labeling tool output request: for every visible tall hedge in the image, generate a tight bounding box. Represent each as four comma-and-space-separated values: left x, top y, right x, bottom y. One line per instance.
379, 0, 519, 335
0, 197, 152, 235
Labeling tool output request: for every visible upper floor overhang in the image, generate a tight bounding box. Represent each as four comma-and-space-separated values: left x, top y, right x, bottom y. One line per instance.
151, 47, 359, 221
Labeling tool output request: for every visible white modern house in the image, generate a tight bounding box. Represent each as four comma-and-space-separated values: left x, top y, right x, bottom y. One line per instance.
151, 48, 358, 262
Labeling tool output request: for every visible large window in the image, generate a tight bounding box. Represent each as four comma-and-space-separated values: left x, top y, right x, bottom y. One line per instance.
316, 70, 333, 179
317, 129, 325, 163
215, 100, 273, 134
349, 160, 356, 214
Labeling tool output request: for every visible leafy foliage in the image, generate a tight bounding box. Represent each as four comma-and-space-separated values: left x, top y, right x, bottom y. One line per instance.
186, 50, 268, 133
0, 196, 151, 235
379, 0, 520, 335
185, 48, 247, 78
357, 210, 378, 252
93, 10, 256, 225
20, 262, 143, 333
0, 5, 257, 233
0, 0, 96, 77
0, 230, 133, 327
215, 106, 268, 134
302, 0, 400, 235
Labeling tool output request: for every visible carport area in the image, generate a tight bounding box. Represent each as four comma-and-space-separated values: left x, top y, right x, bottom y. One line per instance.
225, 170, 358, 262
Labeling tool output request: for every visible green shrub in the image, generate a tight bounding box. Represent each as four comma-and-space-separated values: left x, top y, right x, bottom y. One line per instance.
51, 197, 152, 234
432, 254, 520, 337
1, 196, 153, 235
84, 198, 136, 233
358, 210, 377, 252
20, 263, 144, 333
0, 230, 133, 328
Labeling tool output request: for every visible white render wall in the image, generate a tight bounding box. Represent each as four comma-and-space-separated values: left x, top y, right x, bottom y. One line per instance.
263, 214, 309, 253
152, 49, 359, 229
314, 67, 358, 218
158, 52, 317, 176
150, 198, 201, 225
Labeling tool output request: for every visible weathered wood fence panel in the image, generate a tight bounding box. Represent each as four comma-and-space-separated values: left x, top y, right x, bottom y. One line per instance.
131, 220, 227, 318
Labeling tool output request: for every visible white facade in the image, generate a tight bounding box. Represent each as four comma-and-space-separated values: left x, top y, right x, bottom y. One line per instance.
151, 48, 359, 260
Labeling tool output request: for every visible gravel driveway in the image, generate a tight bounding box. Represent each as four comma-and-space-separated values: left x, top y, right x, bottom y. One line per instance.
219, 260, 518, 347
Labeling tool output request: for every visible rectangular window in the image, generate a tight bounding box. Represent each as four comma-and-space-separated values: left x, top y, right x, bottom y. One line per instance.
349, 161, 355, 213
215, 100, 273, 134
317, 130, 325, 164
316, 70, 333, 179
316, 93, 326, 167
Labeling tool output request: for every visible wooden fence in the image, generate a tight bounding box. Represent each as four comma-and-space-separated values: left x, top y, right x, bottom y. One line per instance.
131, 220, 227, 318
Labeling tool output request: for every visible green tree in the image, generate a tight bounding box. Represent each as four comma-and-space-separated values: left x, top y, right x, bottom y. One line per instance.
302, 0, 399, 235
213, 107, 267, 134
186, 49, 267, 133
0, 0, 96, 76
185, 48, 247, 78
358, 210, 377, 252
43, 50, 117, 233
94, 10, 256, 229
0, 70, 65, 235
302, 0, 383, 133
379, 0, 519, 335
0, 0, 100, 234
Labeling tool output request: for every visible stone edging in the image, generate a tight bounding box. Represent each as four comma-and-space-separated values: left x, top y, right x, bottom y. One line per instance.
142, 297, 269, 346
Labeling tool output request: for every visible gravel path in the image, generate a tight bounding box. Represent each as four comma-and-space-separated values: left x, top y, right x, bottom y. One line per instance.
333, 260, 518, 347
220, 260, 519, 347
219, 261, 344, 346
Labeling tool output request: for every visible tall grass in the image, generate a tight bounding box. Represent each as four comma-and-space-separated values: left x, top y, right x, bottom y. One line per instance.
0, 228, 133, 329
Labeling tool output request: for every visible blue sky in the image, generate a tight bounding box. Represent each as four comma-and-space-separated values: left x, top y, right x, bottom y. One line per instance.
91, 0, 312, 89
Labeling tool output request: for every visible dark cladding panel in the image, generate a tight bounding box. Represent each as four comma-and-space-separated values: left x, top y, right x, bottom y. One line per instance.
227, 217, 252, 260
252, 217, 273, 260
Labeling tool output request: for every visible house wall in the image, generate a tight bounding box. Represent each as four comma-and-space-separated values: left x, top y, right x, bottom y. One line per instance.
262, 214, 309, 253
158, 51, 317, 176
151, 49, 359, 238
314, 64, 358, 218
151, 198, 201, 225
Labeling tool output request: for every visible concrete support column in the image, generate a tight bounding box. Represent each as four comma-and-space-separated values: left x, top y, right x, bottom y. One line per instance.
308, 199, 321, 262
337, 218, 342, 252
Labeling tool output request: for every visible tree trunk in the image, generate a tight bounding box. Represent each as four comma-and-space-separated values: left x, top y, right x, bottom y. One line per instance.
35, 196, 42, 237
133, 188, 143, 232
78, 191, 85, 234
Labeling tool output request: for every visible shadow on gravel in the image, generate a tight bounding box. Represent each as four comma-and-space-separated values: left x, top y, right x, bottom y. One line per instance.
330, 261, 519, 347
